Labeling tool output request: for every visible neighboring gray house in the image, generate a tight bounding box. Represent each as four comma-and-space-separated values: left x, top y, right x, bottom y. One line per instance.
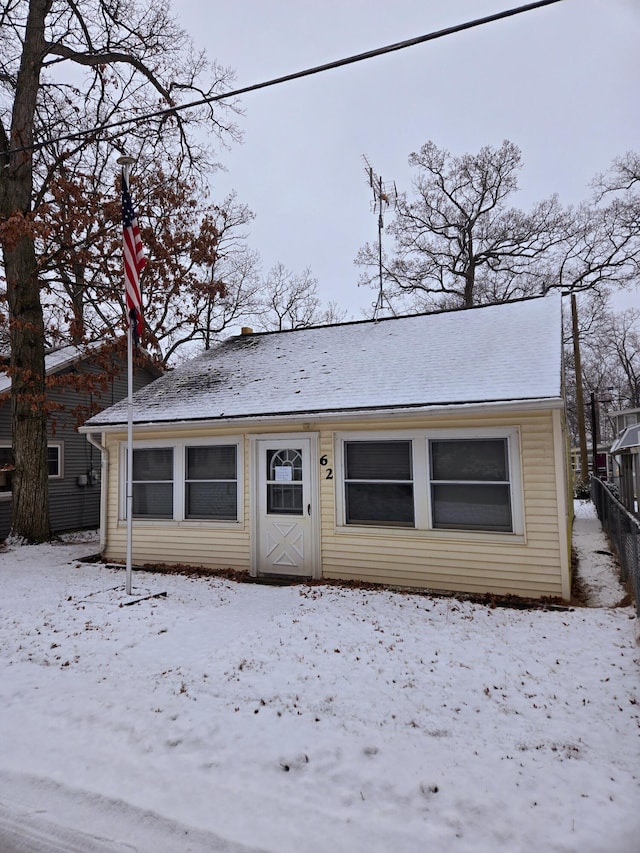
0, 342, 161, 540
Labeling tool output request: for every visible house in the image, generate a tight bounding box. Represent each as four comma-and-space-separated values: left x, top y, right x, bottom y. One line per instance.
0, 341, 162, 540
81, 294, 572, 601
608, 406, 640, 514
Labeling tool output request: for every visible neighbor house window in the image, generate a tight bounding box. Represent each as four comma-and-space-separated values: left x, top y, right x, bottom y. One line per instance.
344, 440, 414, 526
132, 447, 174, 518
0, 444, 61, 490
0, 445, 13, 493
185, 445, 238, 520
428, 438, 513, 532
47, 444, 62, 478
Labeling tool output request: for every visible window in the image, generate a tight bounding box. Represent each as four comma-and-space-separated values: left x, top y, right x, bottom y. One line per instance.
266, 447, 303, 515
47, 445, 62, 478
0, 444, 62, 491
337, 429, 521, 536
124, 439, 242, 522
344, 440, 414, 526
132, 447, 174, 518
0, 446, 13, 493
185, 445, 237, 520
429, 438, 513, 532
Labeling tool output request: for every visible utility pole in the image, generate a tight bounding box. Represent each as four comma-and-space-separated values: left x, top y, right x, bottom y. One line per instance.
571, 293, 589, 487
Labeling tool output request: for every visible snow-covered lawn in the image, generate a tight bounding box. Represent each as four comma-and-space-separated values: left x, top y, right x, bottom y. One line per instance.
0, 502, 638, 852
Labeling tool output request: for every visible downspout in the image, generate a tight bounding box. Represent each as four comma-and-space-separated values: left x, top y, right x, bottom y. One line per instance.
85, 432, 108, 551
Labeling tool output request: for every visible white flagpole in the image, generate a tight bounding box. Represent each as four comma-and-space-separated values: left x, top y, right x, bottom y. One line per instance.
118, 155, 136, 596
126, 313, 134, 595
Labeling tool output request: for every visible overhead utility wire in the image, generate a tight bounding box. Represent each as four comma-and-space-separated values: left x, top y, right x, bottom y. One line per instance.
7, 0, 566, 157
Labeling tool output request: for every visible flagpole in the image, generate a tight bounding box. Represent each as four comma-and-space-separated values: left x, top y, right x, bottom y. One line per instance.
126, 311, 134, 595
117, 155, 136, 596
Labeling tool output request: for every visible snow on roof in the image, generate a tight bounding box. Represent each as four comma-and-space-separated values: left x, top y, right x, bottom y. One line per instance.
0, 343, 95, 397
86, 294, 563, 428
610, 423, 640, 454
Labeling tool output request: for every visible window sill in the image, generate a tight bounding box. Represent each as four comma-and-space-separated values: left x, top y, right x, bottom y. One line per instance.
118, 518, 244, 530
336, 523, 525, 545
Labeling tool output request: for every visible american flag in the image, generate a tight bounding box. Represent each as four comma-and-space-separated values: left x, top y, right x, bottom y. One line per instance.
121, 171, 146, 345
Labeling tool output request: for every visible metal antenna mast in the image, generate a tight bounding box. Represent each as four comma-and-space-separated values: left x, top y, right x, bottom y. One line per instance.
362, 155, 397, 318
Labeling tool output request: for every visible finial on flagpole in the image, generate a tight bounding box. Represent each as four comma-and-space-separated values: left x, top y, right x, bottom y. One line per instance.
116, 154, 136, 182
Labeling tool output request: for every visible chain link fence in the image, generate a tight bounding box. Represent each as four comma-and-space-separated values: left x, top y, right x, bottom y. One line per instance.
591, 477, 640, 617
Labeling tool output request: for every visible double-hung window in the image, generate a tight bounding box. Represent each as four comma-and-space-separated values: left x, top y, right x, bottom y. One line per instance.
338, 429, 521, 535
428, 438, 513, 532
0, 443, 62, 492
132, 447, 174, 518
47, 444, 62, 478
126, 439, 241, 522
344, 439, 414, 527
185, 445, 238, 520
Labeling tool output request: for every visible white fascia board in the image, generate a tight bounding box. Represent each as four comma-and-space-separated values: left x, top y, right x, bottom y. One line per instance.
79, 396, 564, 435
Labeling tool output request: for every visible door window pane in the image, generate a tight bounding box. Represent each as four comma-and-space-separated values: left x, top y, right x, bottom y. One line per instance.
266, 448, 303, 515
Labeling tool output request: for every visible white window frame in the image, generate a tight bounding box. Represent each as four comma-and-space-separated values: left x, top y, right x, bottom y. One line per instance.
341, 436, 417, 528
119, 436, 243, 525
47, 443, 63, 479
0, 442, 63, 483
335, 427, 523, 538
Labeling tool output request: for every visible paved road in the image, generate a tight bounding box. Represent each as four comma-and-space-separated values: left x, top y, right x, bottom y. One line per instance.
0, 773, 265, 853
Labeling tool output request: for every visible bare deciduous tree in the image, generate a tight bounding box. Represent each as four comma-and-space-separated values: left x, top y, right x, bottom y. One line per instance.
253, 263, 347, 331
356, 140, 565, 311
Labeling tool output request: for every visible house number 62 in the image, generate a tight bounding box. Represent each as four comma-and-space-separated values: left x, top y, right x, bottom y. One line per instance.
319, 455, 333, 479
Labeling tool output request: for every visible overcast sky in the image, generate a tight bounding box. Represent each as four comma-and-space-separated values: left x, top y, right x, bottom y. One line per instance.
175, 0, 639, 320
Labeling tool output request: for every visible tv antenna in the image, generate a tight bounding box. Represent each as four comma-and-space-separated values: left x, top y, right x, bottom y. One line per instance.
362, 155, 397, 318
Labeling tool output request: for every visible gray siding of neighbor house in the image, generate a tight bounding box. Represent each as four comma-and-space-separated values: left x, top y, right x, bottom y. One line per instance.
0, 357, 159, 540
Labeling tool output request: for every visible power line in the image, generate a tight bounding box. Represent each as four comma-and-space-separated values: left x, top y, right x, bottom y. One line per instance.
7, 0, 566, 157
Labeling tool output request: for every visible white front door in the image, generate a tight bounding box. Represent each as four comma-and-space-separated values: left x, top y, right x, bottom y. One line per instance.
254, 437, 317, 577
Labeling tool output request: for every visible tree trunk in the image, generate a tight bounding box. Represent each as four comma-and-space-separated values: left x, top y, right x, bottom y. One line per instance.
464, 260, 476, 307
7, 238, 49, 541
0, 0, 52, 541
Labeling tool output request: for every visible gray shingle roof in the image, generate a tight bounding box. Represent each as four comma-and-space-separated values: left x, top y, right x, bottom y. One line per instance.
0, 343, 102, 397
85, 294, 563, 428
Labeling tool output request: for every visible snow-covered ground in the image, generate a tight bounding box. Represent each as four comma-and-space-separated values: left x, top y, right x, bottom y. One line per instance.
0, 501, 638, 852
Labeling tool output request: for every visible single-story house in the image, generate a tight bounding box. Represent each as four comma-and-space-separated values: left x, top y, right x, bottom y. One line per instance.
81, 294, 572, 600
0, 341, 162, 540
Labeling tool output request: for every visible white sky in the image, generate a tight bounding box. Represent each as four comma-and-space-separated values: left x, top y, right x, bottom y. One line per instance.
173, 0, 640, 320
0, 501, 637, 851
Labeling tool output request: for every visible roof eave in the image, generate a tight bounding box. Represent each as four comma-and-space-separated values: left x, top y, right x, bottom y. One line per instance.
80, 395, 564, 435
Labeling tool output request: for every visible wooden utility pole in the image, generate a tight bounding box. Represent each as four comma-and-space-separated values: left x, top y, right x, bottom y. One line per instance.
571, 293, 589, 486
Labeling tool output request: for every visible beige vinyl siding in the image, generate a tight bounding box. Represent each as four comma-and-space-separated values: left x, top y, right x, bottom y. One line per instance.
102, 427, 252, 572
98, 406, 569, 599
320, 409, 567, 599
